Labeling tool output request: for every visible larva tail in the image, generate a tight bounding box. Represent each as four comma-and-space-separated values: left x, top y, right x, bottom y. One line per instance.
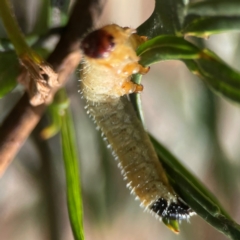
150, 197, 194, 221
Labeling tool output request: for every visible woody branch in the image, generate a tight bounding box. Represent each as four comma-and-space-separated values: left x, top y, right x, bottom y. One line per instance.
0, 0, 107, 176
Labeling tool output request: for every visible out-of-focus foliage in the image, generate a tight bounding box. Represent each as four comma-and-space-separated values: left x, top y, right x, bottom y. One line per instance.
0, 50, 19, 97
1, 0, 240, 240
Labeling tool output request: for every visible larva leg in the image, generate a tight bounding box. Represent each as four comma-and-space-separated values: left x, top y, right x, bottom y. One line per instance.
122, 81, 143, 94
138, 65, 150, 75
140, 36, 148, 42
122, 62, 150, 76
129, 33, 148, 49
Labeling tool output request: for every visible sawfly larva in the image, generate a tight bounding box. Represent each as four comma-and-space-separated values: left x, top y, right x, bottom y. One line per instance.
80, 24, 194, 225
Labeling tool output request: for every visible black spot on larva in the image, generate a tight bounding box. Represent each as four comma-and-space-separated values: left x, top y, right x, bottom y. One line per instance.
81, 29, 115, 59
150, 197, 193, 220
150, 198, 168, 216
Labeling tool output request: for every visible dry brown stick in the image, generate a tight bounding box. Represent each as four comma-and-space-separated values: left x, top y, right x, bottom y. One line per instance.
0, 0, 107, 177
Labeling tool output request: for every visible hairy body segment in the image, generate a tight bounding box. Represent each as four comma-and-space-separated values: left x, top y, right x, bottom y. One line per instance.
80, 24, 194, 223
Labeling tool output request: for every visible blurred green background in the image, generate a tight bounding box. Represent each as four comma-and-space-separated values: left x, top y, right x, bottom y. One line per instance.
1, 0, 240, 239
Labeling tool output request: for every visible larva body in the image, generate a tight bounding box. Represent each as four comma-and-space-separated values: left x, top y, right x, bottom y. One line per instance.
80, 24, 193, 221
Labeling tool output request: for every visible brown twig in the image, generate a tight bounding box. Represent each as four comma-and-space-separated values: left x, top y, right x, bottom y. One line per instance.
0, 0, 107, 177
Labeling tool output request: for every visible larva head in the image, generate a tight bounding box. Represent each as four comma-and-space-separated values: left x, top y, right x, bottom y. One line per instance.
150, 197, 194, 221
81, 24, 135, 59
81, 28, 115, 58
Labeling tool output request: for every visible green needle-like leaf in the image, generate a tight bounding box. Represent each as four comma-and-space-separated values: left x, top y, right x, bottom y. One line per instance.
186, 0, 240, 17
0, 0, 42, 62
138, 0, 185, 37
184, 59, 240, 103
56, 89, 84, 240
134, 35, 240, 104
150, 136, 240, 240
183, 16, 240, 37
132, 36, 202, 121
150, 136, 229, 217
197, 49, 240, 90
183, 0, 240, 37
137, 35, 201, 66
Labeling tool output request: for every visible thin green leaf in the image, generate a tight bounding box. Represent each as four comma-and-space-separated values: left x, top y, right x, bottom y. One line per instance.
0, 50, 18, 98
137, 35, 200, 54
184, 59, 240, 103
183, 16, 240, 37
198, 49, 240, 90
56, 89, 84, 240
150, 136, 240, 240
134, 35, 240, 103
137, 35, 201, 66
186, 0, 240, 17
150, 136, 228, 217
0, 0, 42, 62
137, 0, 185, 37
132, 35, 201, 124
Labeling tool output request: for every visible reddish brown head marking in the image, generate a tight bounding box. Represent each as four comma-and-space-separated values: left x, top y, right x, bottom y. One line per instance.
81, 29, 115, 59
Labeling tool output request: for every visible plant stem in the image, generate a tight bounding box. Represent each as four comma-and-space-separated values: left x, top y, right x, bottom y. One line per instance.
0, 0, 41, 62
